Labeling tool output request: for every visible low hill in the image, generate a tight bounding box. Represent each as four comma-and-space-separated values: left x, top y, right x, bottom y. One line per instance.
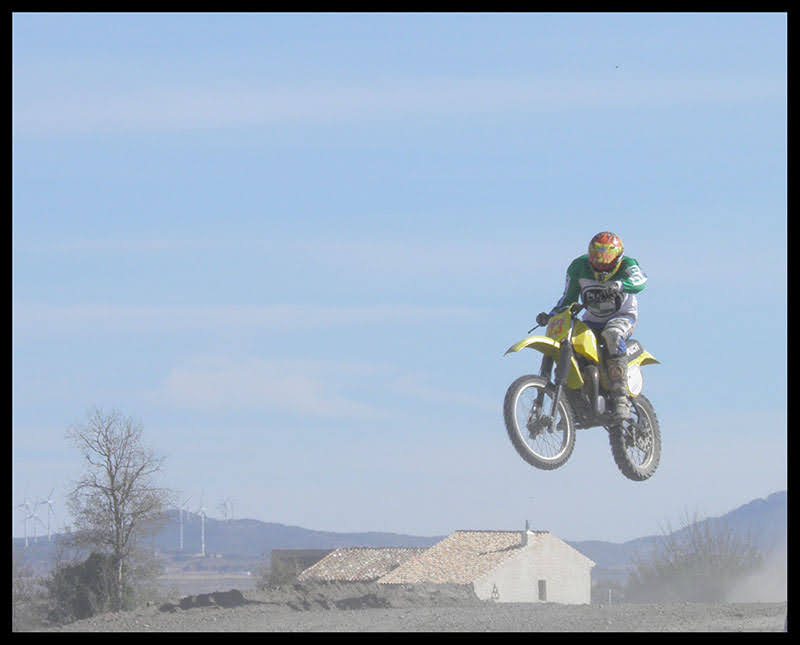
148, 513, 445, 557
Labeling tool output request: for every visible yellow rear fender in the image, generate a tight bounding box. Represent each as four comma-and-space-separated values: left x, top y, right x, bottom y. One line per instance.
624, 340, 660, 368
504, 335, 585, 389
629, 351, 659, 367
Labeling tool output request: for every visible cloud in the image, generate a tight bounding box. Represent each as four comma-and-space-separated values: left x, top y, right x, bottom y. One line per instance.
155, 354, 503, 427
12, 302, 485, 338
274, 236, 572, 280
21, 238, 218, 253
157, 355, 386, 420
13, 74, 785, 136
14, 233, 579, 281
386, 372, 496, 413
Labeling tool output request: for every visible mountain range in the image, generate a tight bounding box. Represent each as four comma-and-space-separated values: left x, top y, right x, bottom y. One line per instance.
14, 490, 786, 579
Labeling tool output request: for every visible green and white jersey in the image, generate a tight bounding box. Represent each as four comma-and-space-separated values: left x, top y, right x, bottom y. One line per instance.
552, 254, 647, 324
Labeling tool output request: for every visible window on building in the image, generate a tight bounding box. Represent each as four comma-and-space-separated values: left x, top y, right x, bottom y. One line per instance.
538, 579, 547, 601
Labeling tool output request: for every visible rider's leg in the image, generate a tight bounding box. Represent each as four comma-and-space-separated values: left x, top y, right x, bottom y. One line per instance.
601, 316, 636, 422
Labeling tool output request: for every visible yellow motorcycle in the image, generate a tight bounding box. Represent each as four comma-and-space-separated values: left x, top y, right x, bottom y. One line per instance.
503, 301, 661, 481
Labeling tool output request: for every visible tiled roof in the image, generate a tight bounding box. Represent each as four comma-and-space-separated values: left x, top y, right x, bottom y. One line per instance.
297, 547, 428, 582
377, 530, 548, 585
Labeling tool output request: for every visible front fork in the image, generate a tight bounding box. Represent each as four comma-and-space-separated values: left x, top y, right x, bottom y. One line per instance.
533, 355, 553, 414
533, 331, 573, 431
549, 339, 573, 424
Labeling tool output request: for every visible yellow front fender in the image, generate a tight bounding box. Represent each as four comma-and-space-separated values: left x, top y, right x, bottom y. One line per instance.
504, 335, 585, 389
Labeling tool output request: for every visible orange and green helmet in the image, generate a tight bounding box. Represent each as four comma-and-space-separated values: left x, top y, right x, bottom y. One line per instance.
588, 231, 624, 281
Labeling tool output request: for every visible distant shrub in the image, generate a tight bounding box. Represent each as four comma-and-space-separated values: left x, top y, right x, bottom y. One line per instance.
258, 554, 312, 588
12, 550, 50, 631
44, 552, 130, 623
12, 553, 35, 619
261, 557, 302, 587
121, 547, 168, 609
591, 578, 626, 605
625, 510, 764, 602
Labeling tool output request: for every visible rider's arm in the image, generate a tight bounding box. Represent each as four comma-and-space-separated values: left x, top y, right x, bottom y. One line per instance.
616, 258, 647, 294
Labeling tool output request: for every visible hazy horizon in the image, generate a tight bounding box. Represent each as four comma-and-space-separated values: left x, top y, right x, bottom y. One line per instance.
11, 488, 787, 546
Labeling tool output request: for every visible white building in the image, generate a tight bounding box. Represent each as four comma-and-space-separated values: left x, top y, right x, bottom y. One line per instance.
377, 528, 595, 604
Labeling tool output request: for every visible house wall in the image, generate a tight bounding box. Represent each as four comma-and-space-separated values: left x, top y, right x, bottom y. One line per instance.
473, 534, 593, 604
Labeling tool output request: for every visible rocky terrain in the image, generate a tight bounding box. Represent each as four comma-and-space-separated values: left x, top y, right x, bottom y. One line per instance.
40, 582, 787, 632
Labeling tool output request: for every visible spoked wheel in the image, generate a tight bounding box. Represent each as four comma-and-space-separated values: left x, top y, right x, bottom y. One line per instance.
503, 375, 576, 470
608, 394, 661, 481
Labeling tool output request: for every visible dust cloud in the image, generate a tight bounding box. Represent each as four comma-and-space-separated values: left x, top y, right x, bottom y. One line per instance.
724, 547, 787, 603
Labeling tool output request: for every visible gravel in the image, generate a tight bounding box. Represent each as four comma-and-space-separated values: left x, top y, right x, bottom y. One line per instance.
38, 582, 787, 632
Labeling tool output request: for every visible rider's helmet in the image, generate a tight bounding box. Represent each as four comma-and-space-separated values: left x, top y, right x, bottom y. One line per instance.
588, 231, 624, 282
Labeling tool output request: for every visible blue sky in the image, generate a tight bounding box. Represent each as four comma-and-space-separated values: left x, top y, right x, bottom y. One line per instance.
13, 12, 786, 544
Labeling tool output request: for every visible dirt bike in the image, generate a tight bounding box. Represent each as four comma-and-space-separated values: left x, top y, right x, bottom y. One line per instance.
503, 301, 661, 481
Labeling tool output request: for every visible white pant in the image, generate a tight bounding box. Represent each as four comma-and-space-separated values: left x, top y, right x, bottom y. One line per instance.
600, 316, 636, 357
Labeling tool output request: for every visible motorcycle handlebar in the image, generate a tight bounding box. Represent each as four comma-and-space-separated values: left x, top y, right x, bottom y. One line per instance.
555, 302, 586, 316
528, 302, 586, 334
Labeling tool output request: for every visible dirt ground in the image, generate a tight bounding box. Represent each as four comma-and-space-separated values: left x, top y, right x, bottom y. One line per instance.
39, 581, 787, 632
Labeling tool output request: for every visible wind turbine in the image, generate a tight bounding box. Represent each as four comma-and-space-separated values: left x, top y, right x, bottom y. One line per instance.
178, 496, 192, 552
27, 501, 43, 545
37, 489, 56, 542
31, 512, 48, 545
19, 487, 44, 545
197, 492, 207, 557
16, 495, 33, 548
218, 497, 234, 522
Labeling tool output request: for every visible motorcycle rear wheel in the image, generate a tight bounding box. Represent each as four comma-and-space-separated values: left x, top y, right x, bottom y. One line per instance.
608, 394, 661, 481
503, 375, 576, 470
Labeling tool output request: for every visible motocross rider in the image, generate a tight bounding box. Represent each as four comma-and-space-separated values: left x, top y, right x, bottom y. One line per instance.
536, 232, 647, 424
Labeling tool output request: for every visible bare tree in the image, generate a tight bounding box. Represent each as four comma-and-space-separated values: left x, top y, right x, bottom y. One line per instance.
64, 407, 173, 611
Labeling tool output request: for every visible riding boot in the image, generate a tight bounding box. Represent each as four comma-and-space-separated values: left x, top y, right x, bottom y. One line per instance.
605, 355, 630, 423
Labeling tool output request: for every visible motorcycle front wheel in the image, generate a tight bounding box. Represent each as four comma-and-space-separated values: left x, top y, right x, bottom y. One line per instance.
503, 375, 576, 470
608, 394, 661, 481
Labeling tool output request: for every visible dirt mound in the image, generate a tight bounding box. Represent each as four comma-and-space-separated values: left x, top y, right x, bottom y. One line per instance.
155, 581, 479, 614
251, 580, 482, 611
160, 589, 248, 612
333, 593, 391, 610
